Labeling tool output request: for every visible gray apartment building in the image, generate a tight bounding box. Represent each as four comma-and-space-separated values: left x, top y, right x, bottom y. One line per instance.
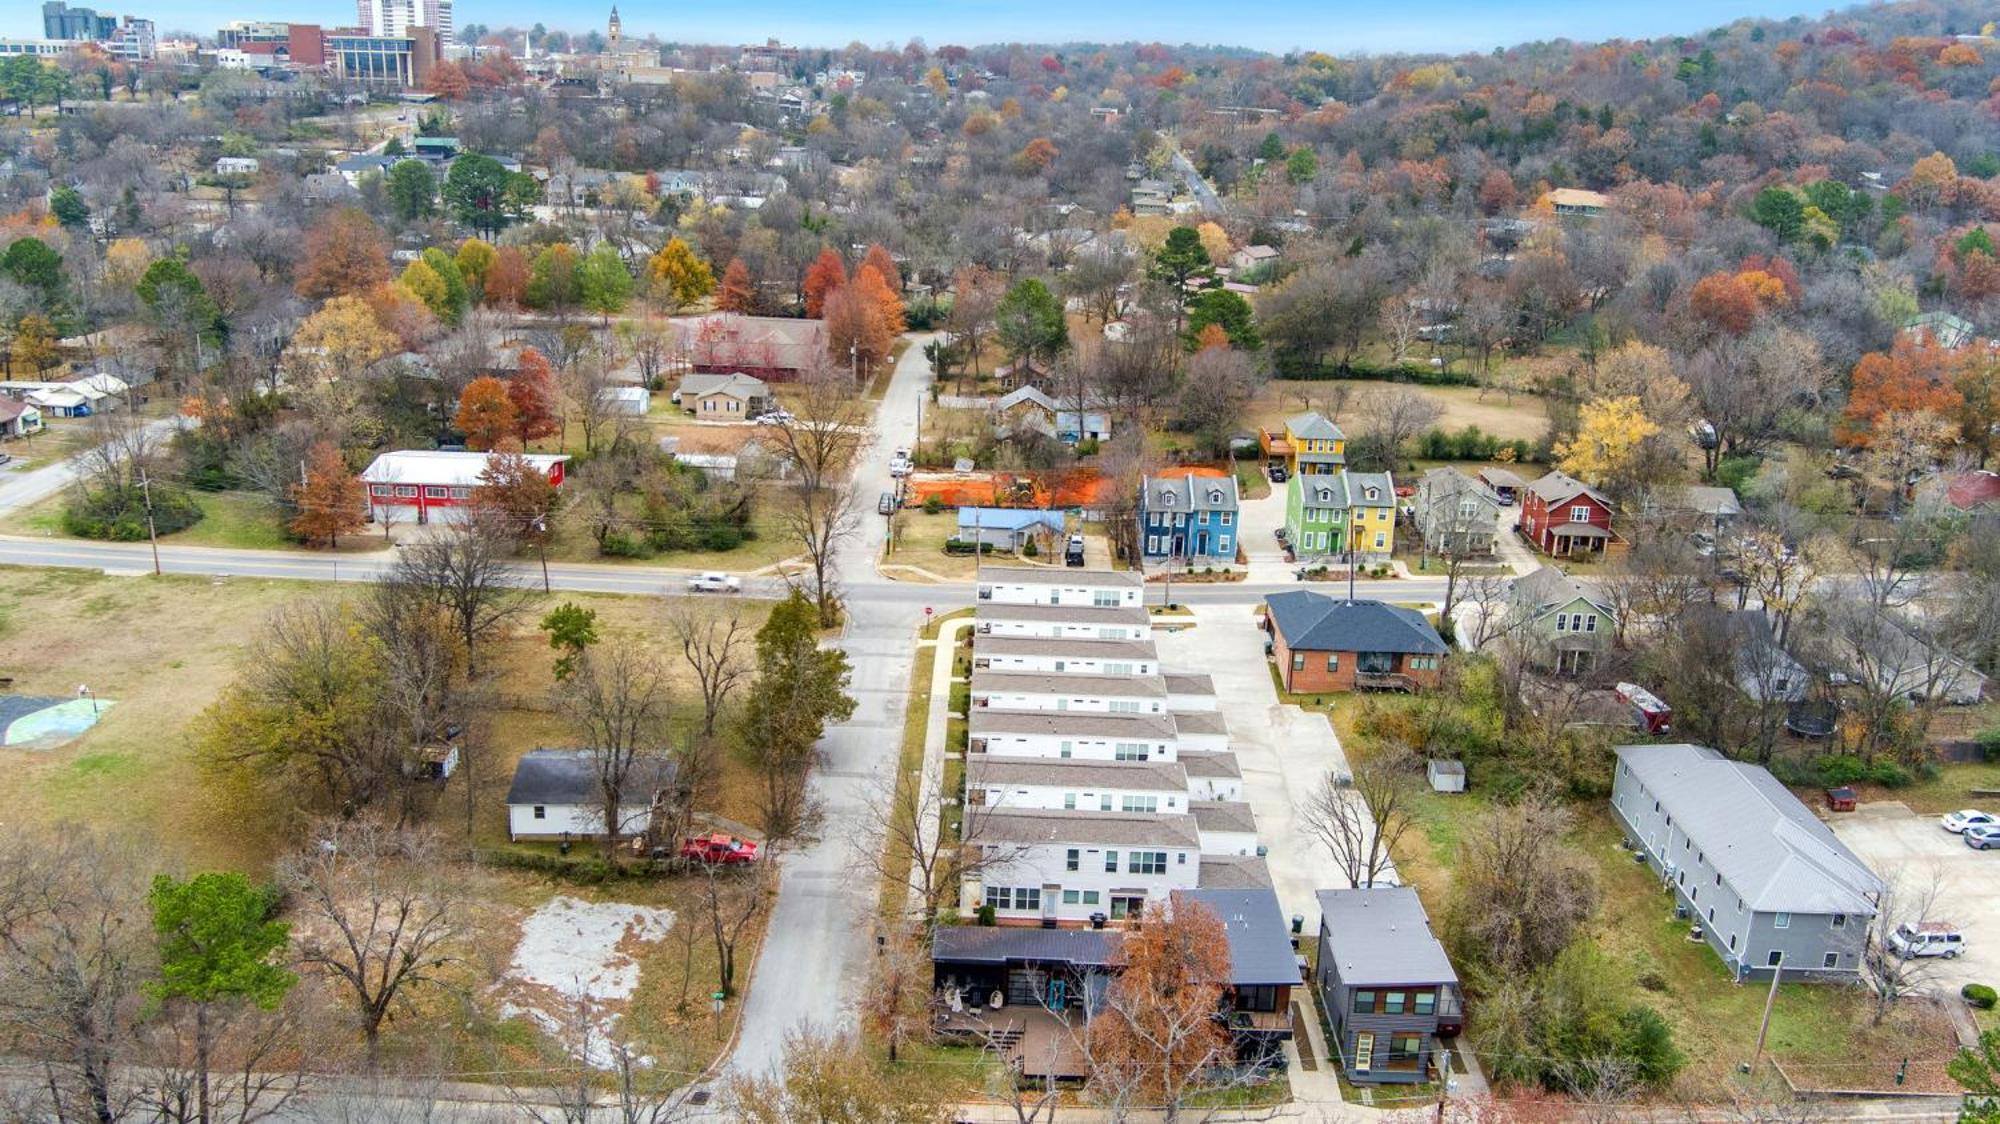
1610, 743, 1883, 981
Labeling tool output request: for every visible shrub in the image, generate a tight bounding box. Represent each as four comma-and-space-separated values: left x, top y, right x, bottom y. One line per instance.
1073, 437, 1100, 456
599, 530, 654, 558
1965, 984, 1998, 1009
1023, 538, 1038, 557
1812, 754, 1911, 788
64, 485, 204, 542
976, 904, 996, 926
1976, 728, 2000, 763
923, 494, 944, 515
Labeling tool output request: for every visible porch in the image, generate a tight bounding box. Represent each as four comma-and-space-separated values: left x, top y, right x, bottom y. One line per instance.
934, 1005, 1090, 1080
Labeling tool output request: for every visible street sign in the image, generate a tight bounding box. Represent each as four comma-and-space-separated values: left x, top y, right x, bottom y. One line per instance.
924, 606, 934, 618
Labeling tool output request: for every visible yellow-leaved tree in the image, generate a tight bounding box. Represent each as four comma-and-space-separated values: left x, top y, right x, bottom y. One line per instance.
646, 237, 715, 312
1555, 395, 1661, 486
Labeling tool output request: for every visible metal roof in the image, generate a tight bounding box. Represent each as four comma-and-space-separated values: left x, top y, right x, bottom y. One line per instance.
1616, 743, 1884, 914
1286, 411, 1344, 441
1264, 591, 1447, 656
969, 710, 1178, 739
1315, 887, 1458, 987
504, 748, 676, 807
361, 450, 569, 488
1176, 888, 1301, 986
958, 507, 1065, 533
971, 669, 1168, 698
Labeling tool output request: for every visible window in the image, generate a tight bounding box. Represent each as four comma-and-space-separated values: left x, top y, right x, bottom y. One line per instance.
1130, 851, 1166, 875
1413, 991, 1436, 1016
1104, 851, 1118, 873
1353, 1032, 1375, 1071
1729, 934, 1736, 950
1374, 533, 1386, 549
370, 485, 392, 497
1059, 741, 1073, 759
1098, 795, 1112, 811
1109, 894, 1143, 919
1109, 700, 1140, 714
1570, 505, 1591, 522
1353, 990, 1376, 1015
394, 485, 418, 498
1062, 889, 1102, 905
1114, 743, 1149, 761
1823, 952, 1839, 969
1583, 614, 1597, 633
1326, 654, 1340, 672
448, 487, 470, 499
1145, 536, 1158, 553
1217, 536, 1232, 553
532, 805, 545, 820
1220, 512, 1233, 526
1121, 796, 1158, 813
1064, 794, 1077, 810
1066, 848, 1079, 871
1382, 992, 1407, 1015
1387, 1035, 1424, 1069
1767, 950, 1783, 967
1774, 912, 1791, 930
424, 486, 448, 498
1555, 614, 1568, 633
1094, 591, 1119, 608
1832, 913, 1847, 928
1291, 654, 1305, 671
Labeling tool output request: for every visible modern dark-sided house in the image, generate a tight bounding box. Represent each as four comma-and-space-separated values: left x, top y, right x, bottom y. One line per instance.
1265, 591, 1447, 693
1611, 743, 1882, 981
1314, 887, 1463, 1085
1174, 887, 1298, 1063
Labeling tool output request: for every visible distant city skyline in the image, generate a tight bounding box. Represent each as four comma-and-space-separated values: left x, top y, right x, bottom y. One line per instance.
10, 0, 1846, 54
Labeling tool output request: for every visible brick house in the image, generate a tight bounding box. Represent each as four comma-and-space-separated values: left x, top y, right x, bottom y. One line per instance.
1519, 470, 1615, 557
1264, 591, 1447, 693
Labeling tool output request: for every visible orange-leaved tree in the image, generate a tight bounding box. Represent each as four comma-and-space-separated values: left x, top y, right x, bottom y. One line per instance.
288, 440, 367, 548
474, 449, 563, 589
716, 257, 756, 313
508, 347, 561, 445
861, 243, 904, 327
853, 260, 905, 337
823, 281, 893, 375
297, 207, 390, 300
456, 375, 519, 451
1085, 899, 1233, 1119
1840, 335, 1965, 448
802, 247, 847, 318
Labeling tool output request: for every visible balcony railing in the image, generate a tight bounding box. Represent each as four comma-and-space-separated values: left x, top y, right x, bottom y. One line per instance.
1354, 671, 1418, 692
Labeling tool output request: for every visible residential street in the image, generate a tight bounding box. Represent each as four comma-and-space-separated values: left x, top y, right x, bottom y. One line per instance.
0, 415, 184, 518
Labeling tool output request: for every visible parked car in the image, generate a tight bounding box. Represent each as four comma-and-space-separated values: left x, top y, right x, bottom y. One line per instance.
1689, 531, 1716, 557
1065, 534, 1086, 566
1887, 921, 1964, 959
686, 572, 741, 593
1942, 809, 1996, 833
1267, 463, 1287, 483
754, 410, 796, 426
679, 833, 759, 864
1966, 824, 2000, 850
889, 447, 913, 477
877, 491, 897, 515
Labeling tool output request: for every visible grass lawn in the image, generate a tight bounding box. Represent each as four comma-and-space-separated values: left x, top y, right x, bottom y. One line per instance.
886, 509, 1035, 580
0, 567, 778, 1082
876, 658, 934, 925
1252, 380, 1550, 444
1839, 758, 2000, 815
173, 491, 296, 550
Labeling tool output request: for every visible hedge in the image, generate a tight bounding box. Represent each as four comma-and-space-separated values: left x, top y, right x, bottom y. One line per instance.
1271, 355, 1480, 386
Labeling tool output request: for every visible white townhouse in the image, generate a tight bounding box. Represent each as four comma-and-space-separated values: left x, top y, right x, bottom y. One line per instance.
976, 602, 1153, 641
971, 635, 1160, 677
970, 808, 1203, 925
967, 757, 1193, 815
1165, 672, 1220, 711
1180, 750, 1245, 800
970, 670, 1169, 715
969, 710, 1178, 763
976, 566, 1146, 609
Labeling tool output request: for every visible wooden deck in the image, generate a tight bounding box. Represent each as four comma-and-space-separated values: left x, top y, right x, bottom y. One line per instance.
936, 1006, 1090, 1080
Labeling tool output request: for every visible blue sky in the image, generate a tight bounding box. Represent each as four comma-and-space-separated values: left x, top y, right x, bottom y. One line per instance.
15, 0, 1837, 54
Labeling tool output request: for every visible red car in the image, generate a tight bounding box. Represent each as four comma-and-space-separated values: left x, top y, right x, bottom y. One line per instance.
680, 833, 759, 864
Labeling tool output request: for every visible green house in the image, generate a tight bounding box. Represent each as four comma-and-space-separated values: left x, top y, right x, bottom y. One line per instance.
1286, 474, 1349, 557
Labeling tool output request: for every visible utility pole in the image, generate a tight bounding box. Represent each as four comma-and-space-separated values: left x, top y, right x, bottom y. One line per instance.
1750, 955, 1782, 1075
138, 466, 160, 576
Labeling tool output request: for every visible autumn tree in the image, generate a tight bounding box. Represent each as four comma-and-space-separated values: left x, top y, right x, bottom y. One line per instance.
646, 237, 715, 312
1087, 899, 1234, 1121
823, 279, 893, 376
763, 372, 865, 626
1555, 396, 1662, 488
1013, 136, 1059, 173
716, 257, 756, 313
455, 238, 496, 300
1688, 269, 1787, 336
483, 245, 530, 308
801, 247, 846, 318
855, 258, 905, 335
288, 440, 367, 548
296, 208, 390, 300
287, 296, 395, 385
1840, 336, 1965, 448
506, 347, 561, 446
385, 518, 529, 676
472, 450, 563, 588
453, 375, 519, 451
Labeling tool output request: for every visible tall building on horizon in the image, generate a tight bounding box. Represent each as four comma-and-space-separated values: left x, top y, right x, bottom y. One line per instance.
42, 1, 117, 41
358, 0, 451, 43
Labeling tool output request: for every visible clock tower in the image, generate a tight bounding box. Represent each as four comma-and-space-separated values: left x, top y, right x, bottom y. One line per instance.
608, 5, 621, 46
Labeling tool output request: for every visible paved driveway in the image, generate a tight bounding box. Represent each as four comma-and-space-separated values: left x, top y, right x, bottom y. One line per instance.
1831, 802, 2000, 995
1156, 604, 1365, 938
1237, 488, 1292, 583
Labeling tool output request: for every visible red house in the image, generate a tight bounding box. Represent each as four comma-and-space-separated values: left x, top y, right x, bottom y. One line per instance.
1519, 470, 1615, 557
360, 450, 568, 526
678, 314, 829, 382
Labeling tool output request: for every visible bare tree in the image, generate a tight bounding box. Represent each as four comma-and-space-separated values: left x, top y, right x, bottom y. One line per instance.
0, 831, 147, 1124
554, 642, 673, 858
1357, 385, 1444, 470
278, 818, 458, 1067
859, 781, 1025, 929
1444, 796, 1599, 975
1863, 864, 1947, 1025
762, 367, 865, 627
388, 517, 530, 677
1299, 745, 1418, 889
858, 926, 932, 1064
695, 860, 768, 1000
665, 603, 752, 738
510, 992, 690, 1124
137, 1004, 305, 1124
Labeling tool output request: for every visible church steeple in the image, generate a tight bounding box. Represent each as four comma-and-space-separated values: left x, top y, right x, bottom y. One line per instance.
608, 4, 621, 45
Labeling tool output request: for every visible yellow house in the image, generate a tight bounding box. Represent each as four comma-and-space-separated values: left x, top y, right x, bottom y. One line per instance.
1343, 471, 1397, 556
1282, 412, 1346, 477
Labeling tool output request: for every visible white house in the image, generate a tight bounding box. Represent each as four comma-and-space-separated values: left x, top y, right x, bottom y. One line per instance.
967, 758, 1192, 815
971, 635, 1160, 677
504, 748, 677, 842
1180, 751, 1244, 801
968, 808, 1202, 924
604, 386, 650, 416
970, 670, 1169, 715
1192, 800, 1260, 856
969, 710, 1178, 763
214, 156, 260, 176
976, 566, 1145, 609
975, 602, 1153, 641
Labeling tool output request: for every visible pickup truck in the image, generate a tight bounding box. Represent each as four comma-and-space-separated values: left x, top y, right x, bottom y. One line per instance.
680, 833, 759, 864
685, 572, 742, 593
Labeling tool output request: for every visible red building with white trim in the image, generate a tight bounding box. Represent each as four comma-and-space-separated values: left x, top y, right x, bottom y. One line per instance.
1519, 470, 1615, 557
359, 450, 568, 525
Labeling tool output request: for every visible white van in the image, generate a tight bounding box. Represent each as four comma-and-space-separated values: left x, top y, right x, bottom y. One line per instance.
1888, 921, 1965, 959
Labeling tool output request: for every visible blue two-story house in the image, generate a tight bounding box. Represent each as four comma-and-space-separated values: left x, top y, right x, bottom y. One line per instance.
1138, 474, 1240, 565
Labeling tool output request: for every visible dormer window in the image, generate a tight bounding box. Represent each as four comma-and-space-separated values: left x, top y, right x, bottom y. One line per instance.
1159, 491, 1175, 507
1365, 487, 1379, 501
1208, 489, 1223, 504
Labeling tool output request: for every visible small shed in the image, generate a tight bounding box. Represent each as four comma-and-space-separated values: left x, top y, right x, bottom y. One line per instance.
1825, 786, 1857, 813
604, 386, 650, 416
1477, 467, 1526, 505
1427, 759, 1466, 794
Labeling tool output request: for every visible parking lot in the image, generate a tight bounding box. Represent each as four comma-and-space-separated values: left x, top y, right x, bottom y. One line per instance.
1831, 802, 2000, 995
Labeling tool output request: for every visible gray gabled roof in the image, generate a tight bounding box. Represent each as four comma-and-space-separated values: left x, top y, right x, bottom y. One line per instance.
1171, 710, 1229, 737
969, 709, 1179, 740
1176, 888, 1301, 987
971, 669, 1167, 698
968, 757, 1189, 792
1142, 473, 1239, 514
1190, 800, 1257, 834
1510, 566, 1613, 620
1616, 744, 1884, 915
1286, 411, 1344, 441
1344, 472, 1395, 508
1527, 469, 1612, 509
976, 808, 1200, 848
1416, 468, 1499, 510
1315, 886, 1458, 987
1195, 853, 1272, 889
1264, 591, 1447, 655
1164, 672, 1215, 696
974, 635, 1159, 662
981, 566, 1144, 590
677, 372, 769, 400
505, 748, 676, 807
1178, 750, 1243, 779
976, 602, 1151, 627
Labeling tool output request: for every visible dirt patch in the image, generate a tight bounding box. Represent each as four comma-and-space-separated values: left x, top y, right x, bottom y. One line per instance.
500, 895, 678, 1068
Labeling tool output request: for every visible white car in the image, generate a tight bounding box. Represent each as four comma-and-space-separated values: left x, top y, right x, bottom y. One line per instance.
1941, 809, 1996, 834
889, 449, 913, 478
754, 410, 796, 426
685, 572, 741, 594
